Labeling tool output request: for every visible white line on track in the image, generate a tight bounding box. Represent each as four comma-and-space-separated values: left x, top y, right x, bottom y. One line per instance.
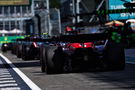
0, 83, 18, 87
1, 87, 21, 90
0, 75, 12, 77
0, 53, 41, 90
0, 80, 16, 84
0, 73, 10, 75
0, 77, 14, 81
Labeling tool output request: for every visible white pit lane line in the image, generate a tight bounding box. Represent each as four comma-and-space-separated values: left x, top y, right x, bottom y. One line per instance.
0, 53, 41, 90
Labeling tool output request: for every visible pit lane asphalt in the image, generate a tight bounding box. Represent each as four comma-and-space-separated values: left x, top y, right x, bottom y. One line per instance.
0, 57, 30, 90
1, 49, 135, 90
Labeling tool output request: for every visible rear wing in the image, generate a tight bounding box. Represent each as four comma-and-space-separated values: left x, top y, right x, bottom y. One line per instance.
16, 33, 108, 43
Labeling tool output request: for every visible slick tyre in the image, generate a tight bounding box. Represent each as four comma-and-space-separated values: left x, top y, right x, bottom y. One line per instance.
1, 44, 7, 52
46, 46, 64, 74
22, 45, 30, 60
104, 42, 125, 70
40, 47, 46, 72
16, 45, 22, 58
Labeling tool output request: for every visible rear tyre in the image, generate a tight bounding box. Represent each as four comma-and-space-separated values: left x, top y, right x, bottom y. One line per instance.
16, 45, 22, 58
1, 43, 8, 52
22, 45, 30, 60
11, 44, 16, 54
40, 47, 46, 72
46, 46, 64, 74
104, 42, 125, 70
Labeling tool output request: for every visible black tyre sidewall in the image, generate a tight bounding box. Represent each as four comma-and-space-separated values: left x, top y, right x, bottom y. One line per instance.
46, 46, 64, 74
40, 47, 46, 72
22, 45, 30, 60
104, 41, 125, 70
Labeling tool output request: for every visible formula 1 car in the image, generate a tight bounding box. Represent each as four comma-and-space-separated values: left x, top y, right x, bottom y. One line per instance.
40, 25, 126, 74
13, 35, 41, 60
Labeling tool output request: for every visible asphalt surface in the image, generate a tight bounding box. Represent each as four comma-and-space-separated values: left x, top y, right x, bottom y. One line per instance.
0, 55, 31, 90
0, 49, 135, 90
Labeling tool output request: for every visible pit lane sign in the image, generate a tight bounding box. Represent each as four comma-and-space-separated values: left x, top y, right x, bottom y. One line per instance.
0, 0, 30, 6
108, 0, 135, 20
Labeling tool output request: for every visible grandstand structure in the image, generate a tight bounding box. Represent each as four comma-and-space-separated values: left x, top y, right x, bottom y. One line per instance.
0, 0, 46, 35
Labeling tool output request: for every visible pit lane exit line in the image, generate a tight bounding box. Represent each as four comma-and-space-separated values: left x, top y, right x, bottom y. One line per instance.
0, 53, 41, 90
